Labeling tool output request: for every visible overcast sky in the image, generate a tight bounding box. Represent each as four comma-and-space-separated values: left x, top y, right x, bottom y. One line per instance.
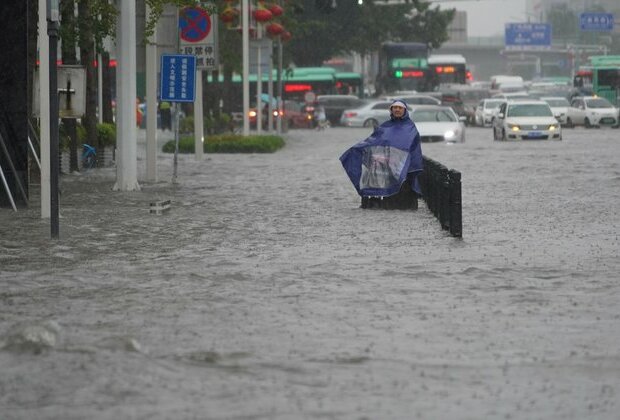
430, 0, 528, 37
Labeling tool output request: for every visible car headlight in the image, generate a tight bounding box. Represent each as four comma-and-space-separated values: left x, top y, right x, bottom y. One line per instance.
444, 130, 456, 140
508, 123, 520, 131
548, 124, 558, 131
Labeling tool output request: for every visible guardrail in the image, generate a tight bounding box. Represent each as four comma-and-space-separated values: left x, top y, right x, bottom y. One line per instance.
357, 156, 462, 238
419, 156, 462, 238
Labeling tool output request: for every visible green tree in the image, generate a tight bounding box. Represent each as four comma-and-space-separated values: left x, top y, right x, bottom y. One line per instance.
547, 4, 577, 44
286, 0, 455, 65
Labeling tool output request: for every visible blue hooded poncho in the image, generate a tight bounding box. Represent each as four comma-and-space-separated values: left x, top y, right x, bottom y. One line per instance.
340, 99, 423, 197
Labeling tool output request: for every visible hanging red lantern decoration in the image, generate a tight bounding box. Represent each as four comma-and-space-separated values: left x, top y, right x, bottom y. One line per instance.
267, 4, 284, 17
266, 22, 284, 36
280, 30, 292, 42
253, 7, 273, 22
221, 7, 239, 24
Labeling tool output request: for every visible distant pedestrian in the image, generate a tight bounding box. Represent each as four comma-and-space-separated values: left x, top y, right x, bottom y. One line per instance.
314, 105, 328, 130
159, 101, 172, 131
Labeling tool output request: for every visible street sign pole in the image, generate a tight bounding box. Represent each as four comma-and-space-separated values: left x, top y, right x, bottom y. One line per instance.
160, 54, 197, 183
178, 6, 218, 159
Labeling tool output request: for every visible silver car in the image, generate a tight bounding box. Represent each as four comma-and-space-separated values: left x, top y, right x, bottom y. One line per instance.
382, 94, 441, 106
340, 100, 398, 128
566, 96, 619, 128
540, 96, 570, 125
410, 106, 466, 143
492, 100, 562, 141
475, 98, 505, 127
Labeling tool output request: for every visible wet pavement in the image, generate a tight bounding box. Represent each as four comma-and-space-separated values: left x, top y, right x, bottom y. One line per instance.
1, 125, 620, 419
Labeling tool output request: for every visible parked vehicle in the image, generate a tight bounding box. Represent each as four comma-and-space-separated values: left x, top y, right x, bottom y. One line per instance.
566, 96, 619, 128
409, 105, 466, 143
340, 100, 397, 128
316, 95, 366, 126
492, 100, 562, 141
540, 96, 570, 126
475, 98, 505, 127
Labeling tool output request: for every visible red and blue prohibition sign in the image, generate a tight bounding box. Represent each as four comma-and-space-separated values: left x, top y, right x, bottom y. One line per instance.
179, 7, 211, 43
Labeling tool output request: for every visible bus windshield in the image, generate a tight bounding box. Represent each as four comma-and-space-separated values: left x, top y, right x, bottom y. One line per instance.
427, 55, 467, 88
376, 42, 430, 95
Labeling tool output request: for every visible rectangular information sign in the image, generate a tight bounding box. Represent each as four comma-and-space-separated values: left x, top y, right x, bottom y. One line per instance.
505, 23, 552, 50
159, 54, 196, 103
580, 13, 614, 32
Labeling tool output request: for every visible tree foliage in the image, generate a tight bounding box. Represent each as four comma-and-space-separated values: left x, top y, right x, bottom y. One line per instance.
286, 0, 455, 66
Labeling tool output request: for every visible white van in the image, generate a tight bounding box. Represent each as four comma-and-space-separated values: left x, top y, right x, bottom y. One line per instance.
490, 75, 525, 93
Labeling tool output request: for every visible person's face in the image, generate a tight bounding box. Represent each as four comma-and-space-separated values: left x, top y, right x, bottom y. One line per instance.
391, 105, 405, 118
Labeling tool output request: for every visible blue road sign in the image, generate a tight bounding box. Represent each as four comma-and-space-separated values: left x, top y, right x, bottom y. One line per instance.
160, 54, 196, 103
505, 23, 552, 50
580, 13, 614, 32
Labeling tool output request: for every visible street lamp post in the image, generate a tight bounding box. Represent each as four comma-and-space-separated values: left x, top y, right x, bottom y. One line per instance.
47, 0, 60, 239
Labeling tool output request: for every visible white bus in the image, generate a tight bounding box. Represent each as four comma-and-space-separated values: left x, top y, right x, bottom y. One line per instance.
428, 54, 468, 88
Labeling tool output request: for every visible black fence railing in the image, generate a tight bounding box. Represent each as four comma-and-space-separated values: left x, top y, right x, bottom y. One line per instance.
358, 156, 462, 238
419, 156, 462, 238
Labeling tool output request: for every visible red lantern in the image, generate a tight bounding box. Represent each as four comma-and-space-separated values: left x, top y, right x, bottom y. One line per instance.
266, 22, 284, 36
280, 30, 292, 42
253, 7, 273, 22
268, 4, 284, 17
221, 7, 239, 23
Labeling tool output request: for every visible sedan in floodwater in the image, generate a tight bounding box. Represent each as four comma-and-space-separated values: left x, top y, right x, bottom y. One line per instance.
340, 100, 397, 128
475, 98, 505, 127
410, 105, 466, 143
540, 96, 570, 126
493, 100, 562, 141
566, 96, 619, 128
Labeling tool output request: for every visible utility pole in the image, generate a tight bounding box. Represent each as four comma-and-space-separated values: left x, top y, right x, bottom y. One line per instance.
47, 0, 60, 238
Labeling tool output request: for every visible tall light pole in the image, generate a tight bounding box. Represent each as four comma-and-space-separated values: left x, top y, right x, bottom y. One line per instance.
242, 0, 250, 135
47, 0, 60, 239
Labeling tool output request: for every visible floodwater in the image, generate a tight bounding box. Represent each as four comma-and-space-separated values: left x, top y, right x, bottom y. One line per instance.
1, 125, 620, 419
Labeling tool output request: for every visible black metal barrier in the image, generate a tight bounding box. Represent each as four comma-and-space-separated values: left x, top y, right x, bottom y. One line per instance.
360, 173, 418, 211
359, 157, 462, 238
419, 156, 462, 238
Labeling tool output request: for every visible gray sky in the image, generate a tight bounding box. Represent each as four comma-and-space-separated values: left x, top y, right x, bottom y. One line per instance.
430, 0, 527, 37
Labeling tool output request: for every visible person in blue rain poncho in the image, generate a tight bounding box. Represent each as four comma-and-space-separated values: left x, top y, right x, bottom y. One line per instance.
340, 99, 423, 207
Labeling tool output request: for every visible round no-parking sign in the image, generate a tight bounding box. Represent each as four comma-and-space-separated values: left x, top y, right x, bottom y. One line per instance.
178, 6, 218, 70
179, 7, 211, 43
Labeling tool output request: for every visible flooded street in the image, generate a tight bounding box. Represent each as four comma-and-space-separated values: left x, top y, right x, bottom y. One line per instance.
1, 125, 620, 419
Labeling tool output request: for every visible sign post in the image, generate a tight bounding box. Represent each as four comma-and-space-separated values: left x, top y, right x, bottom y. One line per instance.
160, 54, 197, 182
178, 6, 218, 160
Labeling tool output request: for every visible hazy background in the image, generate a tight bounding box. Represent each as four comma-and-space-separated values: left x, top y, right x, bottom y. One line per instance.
431, 0, 527, 37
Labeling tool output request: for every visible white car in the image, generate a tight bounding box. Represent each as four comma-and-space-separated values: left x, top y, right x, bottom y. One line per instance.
492, 100, 562, 141
475, 98, 505, 127
410, 105, 465, 143
566, 96, 619, 128
381, 94, 441, 106
340, 100, 401, 128
540, 96, 570, 125
491, 92, 530, 100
